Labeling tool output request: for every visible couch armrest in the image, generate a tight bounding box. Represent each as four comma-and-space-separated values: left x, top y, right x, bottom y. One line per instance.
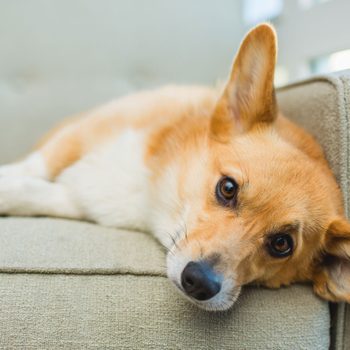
277, 70, 350, 350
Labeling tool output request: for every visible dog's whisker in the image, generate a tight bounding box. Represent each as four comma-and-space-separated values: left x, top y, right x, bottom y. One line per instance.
183, 220, 189, 243
169, 233, 180, 251
159, 241, 175, 256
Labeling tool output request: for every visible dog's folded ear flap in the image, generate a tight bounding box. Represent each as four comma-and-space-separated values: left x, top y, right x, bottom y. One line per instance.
210, 23, 277, 142
313, 218, 350, 302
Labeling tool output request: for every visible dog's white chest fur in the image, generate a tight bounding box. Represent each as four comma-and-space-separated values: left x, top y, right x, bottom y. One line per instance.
58, 129, 153, 231
57, 129, 186, 244
0, 127, 185, 247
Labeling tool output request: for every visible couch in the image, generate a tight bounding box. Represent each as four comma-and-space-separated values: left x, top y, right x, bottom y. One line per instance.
0, 67, 349, 348
0, 27, 350, 344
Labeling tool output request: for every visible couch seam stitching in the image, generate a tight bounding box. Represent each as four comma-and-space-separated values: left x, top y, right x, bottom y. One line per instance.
339, 75, 350, 350
0, 268, 167, 278
277, 76, 340, 92
339, 76, 350, 215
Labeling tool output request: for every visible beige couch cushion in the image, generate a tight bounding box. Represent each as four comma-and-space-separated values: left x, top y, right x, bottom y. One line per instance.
0, 218, 330, 349
0, 218, 164, 275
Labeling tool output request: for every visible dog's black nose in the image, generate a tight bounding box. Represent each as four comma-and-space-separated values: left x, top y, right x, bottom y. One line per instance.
181, 261, 221, 301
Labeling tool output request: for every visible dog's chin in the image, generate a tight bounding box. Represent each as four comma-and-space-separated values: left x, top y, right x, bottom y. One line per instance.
166, 251, 241, 311
186, 284, 240, 311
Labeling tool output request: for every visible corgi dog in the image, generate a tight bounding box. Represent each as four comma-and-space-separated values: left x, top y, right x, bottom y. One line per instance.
0, 23, 349, 311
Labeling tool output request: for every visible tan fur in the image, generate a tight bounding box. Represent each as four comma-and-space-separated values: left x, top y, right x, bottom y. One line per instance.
40, 87, 216, 179
211, 24, 277, 141
25, 23, 350, 303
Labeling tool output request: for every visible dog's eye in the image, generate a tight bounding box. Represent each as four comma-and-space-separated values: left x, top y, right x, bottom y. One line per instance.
216, 176, 238, 207
267, 234, 294, 258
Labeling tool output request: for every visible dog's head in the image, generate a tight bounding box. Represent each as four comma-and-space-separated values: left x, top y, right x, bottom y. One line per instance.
166, 24, 350, 311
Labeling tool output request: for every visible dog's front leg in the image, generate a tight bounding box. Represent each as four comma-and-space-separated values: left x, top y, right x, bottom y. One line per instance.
0, 152, 47, 179
0, 175, 82, 219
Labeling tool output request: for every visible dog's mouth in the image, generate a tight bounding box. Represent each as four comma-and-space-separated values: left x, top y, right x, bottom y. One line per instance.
166, 251, 241, 311
171, 277, 241, 311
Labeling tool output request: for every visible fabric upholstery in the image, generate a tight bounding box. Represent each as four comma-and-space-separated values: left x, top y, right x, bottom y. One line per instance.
0, 218, 164, 275
0, 218, 330, 349
0, 275, 328, 349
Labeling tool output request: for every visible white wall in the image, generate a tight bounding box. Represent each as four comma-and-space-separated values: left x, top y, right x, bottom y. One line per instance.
0, 1, 244, 87
0, 0, 244, 161
274, 0, 350, 82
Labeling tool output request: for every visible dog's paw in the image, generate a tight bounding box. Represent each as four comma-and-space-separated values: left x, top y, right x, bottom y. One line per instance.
0, 177, 33, 215
0, 153, 47, 179
0, 177, 19, 215
0, 164, 25, 178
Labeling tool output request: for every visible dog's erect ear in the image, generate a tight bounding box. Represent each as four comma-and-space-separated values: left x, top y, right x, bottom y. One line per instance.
210, 23, 277, 142
313, 218, 350, 302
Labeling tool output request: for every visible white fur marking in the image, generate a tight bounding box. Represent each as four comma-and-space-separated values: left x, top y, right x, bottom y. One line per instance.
0, 176, 81, 218
58, 129, 153, 230
0, 152, 47, 179
148, 163, 189, 247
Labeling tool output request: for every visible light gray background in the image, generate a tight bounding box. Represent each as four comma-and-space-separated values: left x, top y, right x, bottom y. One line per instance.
1, 0, 350, 162
0, 0, 243, 162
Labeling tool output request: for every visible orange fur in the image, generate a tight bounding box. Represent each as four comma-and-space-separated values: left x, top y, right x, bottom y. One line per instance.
40, 86, 216, 179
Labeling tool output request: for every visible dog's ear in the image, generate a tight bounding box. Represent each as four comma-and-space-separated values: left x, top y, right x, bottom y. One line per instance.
313, 218, 350, 302
210, 23, 277, 142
